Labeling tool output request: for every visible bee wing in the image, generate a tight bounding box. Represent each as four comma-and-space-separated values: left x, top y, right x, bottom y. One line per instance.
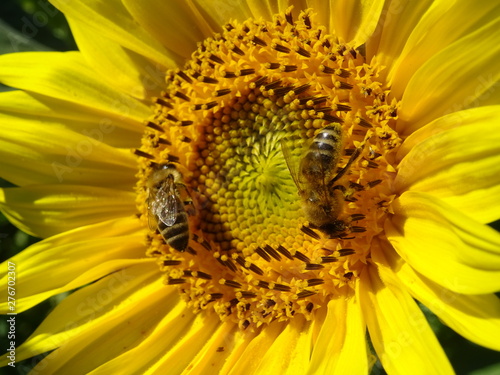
147, 193, 159, 232
280, 138, 302, 190
155, 179, 178, 227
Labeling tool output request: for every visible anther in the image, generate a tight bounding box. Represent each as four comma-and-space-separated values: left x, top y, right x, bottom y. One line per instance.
167, 278, 187, 285
273, 43, 291, 53
221, 71, 237, 78
174, 91, 190, 101
153, 97, 173, 108
350, 214, 365, 221
264, 79, 283, 91
199, 76, 219, 84
285, 11, 293, 25
215, 88, 232, 97
145, 121, 164, 132
320, 65, 335, 74
234, 255, 247, 268
297, 290, 317, 298
321, 256, 338, 263
356, 117, 373, 128
335, 69, 351, 78
368, 179, 383, 188
240, 292, 257, 299
239, 68, 256, 76
333, 104, 352, 112
281, 65, 298, 72
166, 154, 180, 163
264, 245, 282, 261
351, 226, 366, 233
322, 113, 343, 123
253, 76, 268, 87
223, 279, 242, 288
255, 247, 271, 262
307, 278, 325, 286
208, 54, 224, 64
293, 251, 311, 263
252, 36, 267, 46
158, 138, 172, 145
304, 14, 312, 29
276, 245, 294, 260
231, 45, 245, 56
265, 62, 280, 70
209, 293, 224, 302
273, 284, 291, 292
249, 263, 264, 275
367, 161, 379, 168
306, 302, 314, 313
338, 248, 356, 256
294, 46, 311, 58
133, 149, 154, 159
166, 114, 178, 122
163, 260, 182, 266
335, 81, 354, 90
293, 84, 311, 95
305, 263, 324, 270
300, 225, 320, 240
176, 70, 192, 83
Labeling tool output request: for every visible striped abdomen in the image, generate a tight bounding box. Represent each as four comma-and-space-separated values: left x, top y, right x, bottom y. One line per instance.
158, 197, 189, 252
300, 123, 342, 183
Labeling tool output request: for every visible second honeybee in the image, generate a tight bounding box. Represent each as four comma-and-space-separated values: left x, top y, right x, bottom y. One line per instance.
147, 163, 191, 252
282, 123, 362, 238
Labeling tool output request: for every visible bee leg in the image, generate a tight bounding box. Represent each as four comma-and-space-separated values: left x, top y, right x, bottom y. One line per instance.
328, 145, 364, 187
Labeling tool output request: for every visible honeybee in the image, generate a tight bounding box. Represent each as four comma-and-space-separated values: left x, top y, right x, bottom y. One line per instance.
281, 123, 363, 238
147, 163, 192, 252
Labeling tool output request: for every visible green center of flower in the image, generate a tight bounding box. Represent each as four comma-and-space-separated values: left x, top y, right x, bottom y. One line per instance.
134, 8, 401, 329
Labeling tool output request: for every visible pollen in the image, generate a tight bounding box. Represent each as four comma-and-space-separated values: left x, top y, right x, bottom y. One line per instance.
135, 8, 402, 329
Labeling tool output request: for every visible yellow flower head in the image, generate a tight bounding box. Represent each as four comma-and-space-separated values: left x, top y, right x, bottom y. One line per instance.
1, 1, 500, 374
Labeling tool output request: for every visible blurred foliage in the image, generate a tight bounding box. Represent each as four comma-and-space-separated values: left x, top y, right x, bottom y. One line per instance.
0, 0, 499, 374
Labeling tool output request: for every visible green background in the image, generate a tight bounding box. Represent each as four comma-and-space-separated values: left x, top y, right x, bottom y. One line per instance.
0, 1, 499, 374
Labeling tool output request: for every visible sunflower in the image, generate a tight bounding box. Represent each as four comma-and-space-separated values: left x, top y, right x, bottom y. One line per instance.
1, 0, 500, 374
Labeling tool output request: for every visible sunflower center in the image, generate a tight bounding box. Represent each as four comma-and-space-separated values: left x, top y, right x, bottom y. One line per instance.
135, 8, 401, 328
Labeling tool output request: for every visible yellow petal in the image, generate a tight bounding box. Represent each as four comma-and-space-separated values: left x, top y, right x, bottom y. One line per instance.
309, 293, 368, 374
194, 0, 253, 27
0, 113, 137, 188
0, 217, 147, 313
0, 90, 143, 137
91, 304, 199, 374
386, 191, 500, 294
145, 315, 221, 374
254, 316, 311, 375
397, 16, 500, 134
50, 0, 177, 67
179, 322, 242, 375
0, 185, 135, 238
366, 1, 434, 73
359, 261, 454, 375
0, 262, 163, 367
374, 241, 500, 351
227, 320, 287, 374
68, 18, 167, 100
123, 0, 214, 61
0, 52, 151, 123
329, 0, 385, 46
395, 106, 500, 224
388, 0, 500, 94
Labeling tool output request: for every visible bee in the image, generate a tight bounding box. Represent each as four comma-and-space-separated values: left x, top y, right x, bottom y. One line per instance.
147, 163, 192, 252
281, 123, 363, 238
